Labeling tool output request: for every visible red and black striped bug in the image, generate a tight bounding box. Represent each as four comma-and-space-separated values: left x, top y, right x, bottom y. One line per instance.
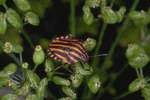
47, 35, 89, 64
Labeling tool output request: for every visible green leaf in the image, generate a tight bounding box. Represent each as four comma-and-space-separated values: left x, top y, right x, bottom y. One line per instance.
3, 63, 17, 76
12, 43, 23, 54
37, 78, 48, 99
142, 85, 150, 100
62, 86, 76, 99
6, 8, 22, 28
13, 0, 31, 12
52, 76, 70, 86
26, 70, 40, 89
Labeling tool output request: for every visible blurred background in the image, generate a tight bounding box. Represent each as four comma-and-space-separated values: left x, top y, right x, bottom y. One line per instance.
0, 0, 150, 100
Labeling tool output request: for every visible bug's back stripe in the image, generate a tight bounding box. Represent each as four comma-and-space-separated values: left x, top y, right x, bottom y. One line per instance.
52, 40, 85, 53
50, 47, 83, 59
68, 52, 82, 62
53, 51, 69, 64
49, 44, 85, 57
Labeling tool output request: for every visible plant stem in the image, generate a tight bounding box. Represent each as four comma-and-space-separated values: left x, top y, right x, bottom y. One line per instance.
19, 53, 23, 64
101, 0, 140, 70
113, 91, 132, 100
91, 23, 107, 67
32, 64, 38, 72
8, 54, 21, 66
107, 63, 128, 88
70, 0, 76, 36
21, 31, 34, 49
97, 63, 128, 99
91, 0, 116, 67
135, 68, 141, 78
139, 68, 144, 78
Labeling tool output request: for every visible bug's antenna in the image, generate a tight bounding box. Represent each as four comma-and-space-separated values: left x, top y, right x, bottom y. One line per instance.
89, 53, 108, 57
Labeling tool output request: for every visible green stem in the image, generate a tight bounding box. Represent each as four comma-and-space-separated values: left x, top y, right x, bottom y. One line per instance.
113, 91, 132, 100
70, 0, 76, 36
8, 54, 21, 66
97, 63, 128, 99
107, 63, 128, 88
21, 30, 34, 49
3, 3, 8, 10
91, 23, 107, 67
135, 68, 141, 78
101, 0, 140, 70
32, 64, 38, 72
140, 68, 144, 78
19, 53, 23, 64
91, 0, 116, 67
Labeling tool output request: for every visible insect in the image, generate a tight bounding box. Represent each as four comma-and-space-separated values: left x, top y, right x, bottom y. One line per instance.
47, 35, 89, 64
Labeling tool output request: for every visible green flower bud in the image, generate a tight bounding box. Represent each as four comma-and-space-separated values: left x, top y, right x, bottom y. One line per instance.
3, 63, 17, 76
87, 74, 101, 93
116, 6, 126, 22
128, 78, 146, 92
0, 12, 7, 35
70, 73, 83, 88
3, 42, 13, 53
33, 45, 45, 65
12, 43, 23, 54
142, 86, 150, 100
83, 6, 94, 25
45, 58, 54, 72
13, 0, 31, 12
85, 0, 101, 8
0, 0, 6, 5
128, 10, 150, 26
126, 44, 149, 68
62, 86, 76, 99
52, 76, 70, 86
17, 81, 30, 95
101, 7, 118, 24
26, 70, 40, 89
6, 8, 22, 28
25, 12, 40, 26
1, 94, 17, 100
37, 78, 48, 99
58, 97, 72, 100
83, 38, 96, 51
26, 94, 38, 100
75, 62, 93, 76
22, 62, 29, 69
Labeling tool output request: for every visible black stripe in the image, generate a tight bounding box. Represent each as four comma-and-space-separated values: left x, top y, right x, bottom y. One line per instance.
49, 46, 87, 61
50, 42, 86, 57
